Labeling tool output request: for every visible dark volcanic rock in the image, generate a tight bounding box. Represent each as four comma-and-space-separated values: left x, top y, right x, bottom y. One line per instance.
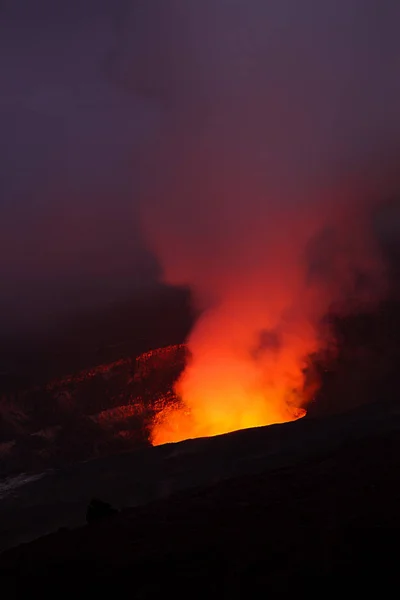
1, 394, 400, 554
86, 498, 118, 524
0, 344, 187, 476
0, 425, 399, 595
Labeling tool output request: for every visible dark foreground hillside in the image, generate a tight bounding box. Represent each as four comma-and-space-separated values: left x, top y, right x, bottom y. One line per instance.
1, 419, 399, 595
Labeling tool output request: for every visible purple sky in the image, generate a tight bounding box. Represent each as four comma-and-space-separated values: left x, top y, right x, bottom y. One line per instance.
0, 1, 162, 331
0, 1, 399, 333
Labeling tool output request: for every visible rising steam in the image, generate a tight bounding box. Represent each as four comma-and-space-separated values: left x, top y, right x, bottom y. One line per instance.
129, 1, 399, 443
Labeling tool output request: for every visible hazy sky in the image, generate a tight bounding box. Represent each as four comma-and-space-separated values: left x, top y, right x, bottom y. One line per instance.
1, 1, 399, 334
0, 1, 162, 332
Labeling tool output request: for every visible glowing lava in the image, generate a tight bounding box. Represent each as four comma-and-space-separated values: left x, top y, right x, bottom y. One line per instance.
150, 290, 316, 445
151, 389, 306, 445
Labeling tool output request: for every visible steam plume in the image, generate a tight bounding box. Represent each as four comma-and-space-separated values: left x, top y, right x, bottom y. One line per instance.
128, 1, 399, 442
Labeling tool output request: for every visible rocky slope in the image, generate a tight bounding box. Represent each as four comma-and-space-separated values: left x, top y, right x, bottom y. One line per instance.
0, 344, 187, 476
1, 400, 399, 593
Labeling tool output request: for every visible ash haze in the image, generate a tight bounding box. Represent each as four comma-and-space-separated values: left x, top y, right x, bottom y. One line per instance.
0, 1, 399, 354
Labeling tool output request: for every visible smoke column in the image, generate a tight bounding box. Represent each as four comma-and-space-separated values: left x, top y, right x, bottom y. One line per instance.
124, 1, 400, 443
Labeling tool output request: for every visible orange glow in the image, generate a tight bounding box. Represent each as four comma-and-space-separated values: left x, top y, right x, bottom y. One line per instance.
144, 148, 386, 447
150, 268, 320, 444
148, 200, 384, 446
151, 386, 306, 445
